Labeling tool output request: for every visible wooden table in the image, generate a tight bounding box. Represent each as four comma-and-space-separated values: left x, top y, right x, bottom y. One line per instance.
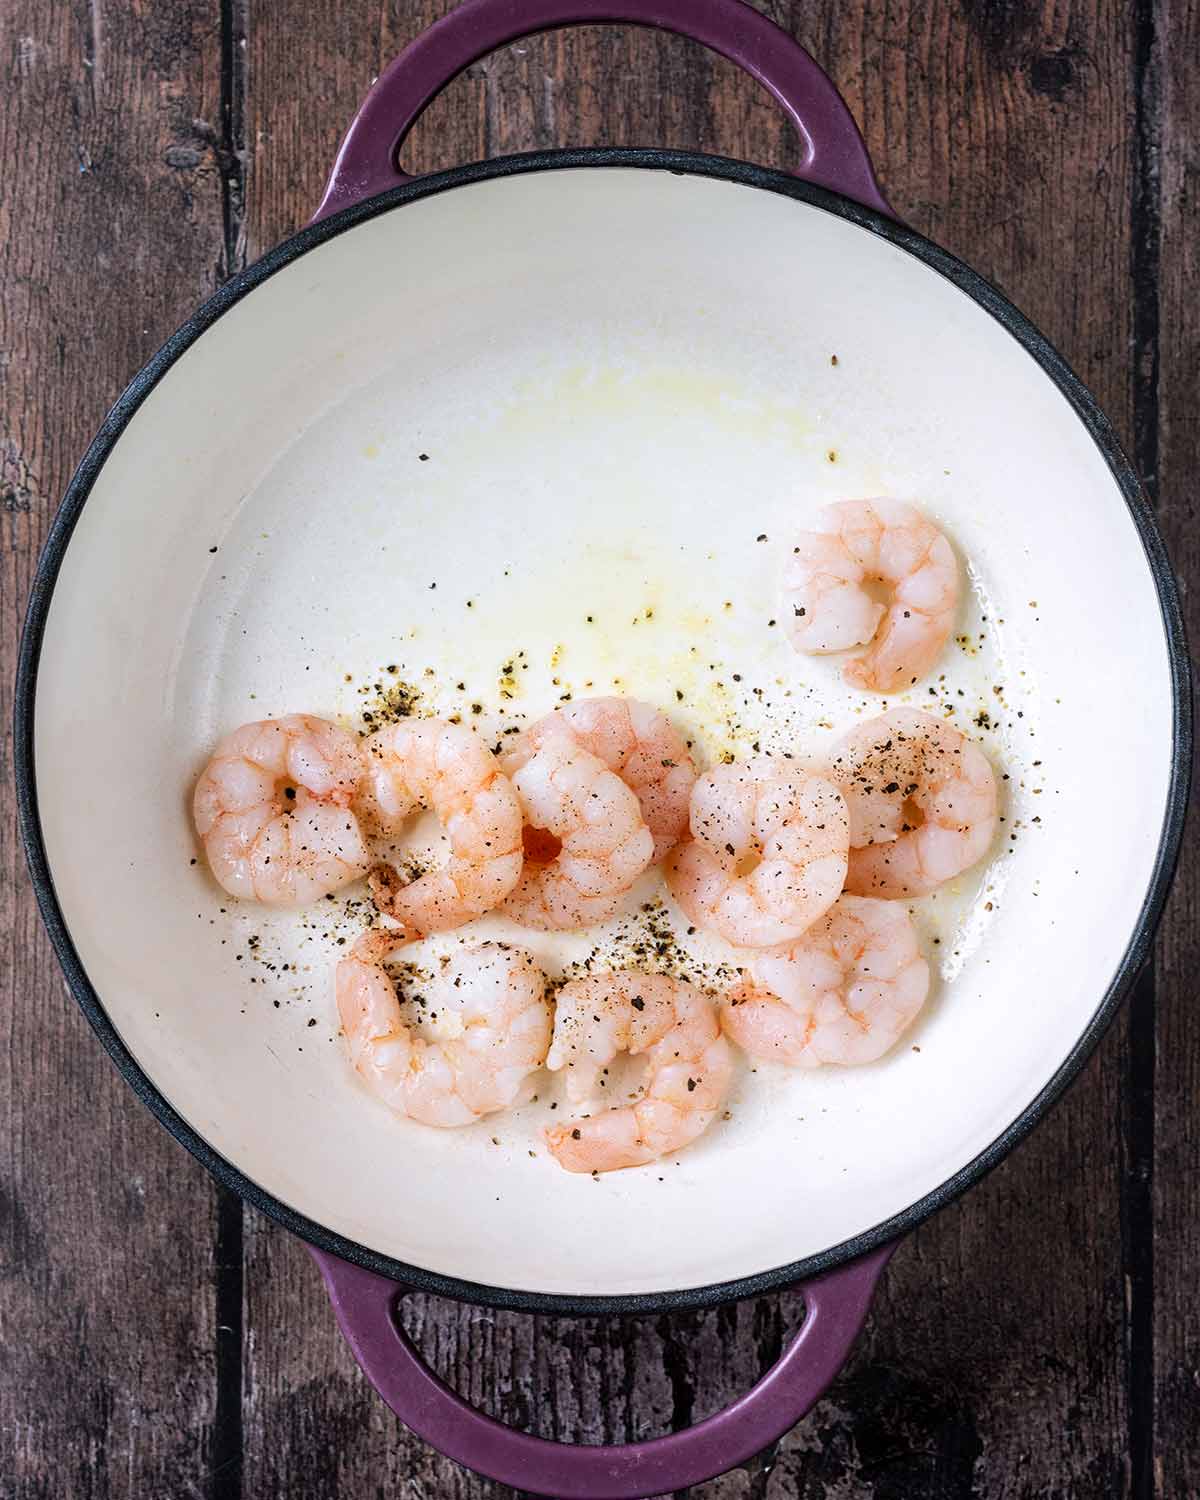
2, 3, 1196, 1495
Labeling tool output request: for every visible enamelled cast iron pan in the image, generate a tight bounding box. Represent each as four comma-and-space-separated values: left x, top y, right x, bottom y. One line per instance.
16, 0, 1191, 1494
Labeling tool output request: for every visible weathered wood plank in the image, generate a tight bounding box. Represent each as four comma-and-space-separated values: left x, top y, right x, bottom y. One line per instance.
240, 5, 1148, 1499
0, 3, 227, 1496
1152, 0, 1200, 1492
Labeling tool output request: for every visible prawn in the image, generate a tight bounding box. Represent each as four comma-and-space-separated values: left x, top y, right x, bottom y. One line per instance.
724, 895, 930, 1067
828, 708, 998, 898
501, 740, 655, 931
193, 714, 369, 906
336, 932, 552, 1126
783, 499, 959, 693
666, 758, 849, 948
501, 696, 697, 862
361, 718, 523, 933
544, 972, 733, 1172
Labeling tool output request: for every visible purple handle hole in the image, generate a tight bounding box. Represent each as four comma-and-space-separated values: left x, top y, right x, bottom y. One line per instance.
315, 1243, 894, 1496
313, 0, 891, 221
395, 25, 808, 179
390, 1281, 811, 1430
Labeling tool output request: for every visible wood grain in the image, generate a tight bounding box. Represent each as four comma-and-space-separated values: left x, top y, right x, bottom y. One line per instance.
0, 3, 228, 1497
1151, 0, 1200, 1495
3, 0, 1197, 1496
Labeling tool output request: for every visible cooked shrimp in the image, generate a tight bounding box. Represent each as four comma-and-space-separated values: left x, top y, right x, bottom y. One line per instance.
783, 499, 959, 692
666, 758, 849, 948
336, 932, 551, 1126
828, 708, 998, 898
361, 718, 523, 933
501, 740, 655, 931
501, 697, 697, 862
193, 714, 369, 906
724, 895, 930, 1067
544, 972, 733, 1172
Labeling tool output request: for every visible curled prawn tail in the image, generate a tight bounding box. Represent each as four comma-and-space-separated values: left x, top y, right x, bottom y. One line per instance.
544, 1114, 648, 1174
367, 863, 407, 921
367, 864, 446, 941
721, 979, 818, 1066
351, 922, 417, 962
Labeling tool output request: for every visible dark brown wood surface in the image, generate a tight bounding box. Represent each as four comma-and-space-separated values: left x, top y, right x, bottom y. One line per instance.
2, 2, 1195, 1496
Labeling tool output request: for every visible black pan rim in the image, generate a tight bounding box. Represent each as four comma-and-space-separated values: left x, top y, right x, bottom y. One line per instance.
15, 145, 1192, 1317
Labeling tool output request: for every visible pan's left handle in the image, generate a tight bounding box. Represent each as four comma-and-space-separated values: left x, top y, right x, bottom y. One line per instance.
310, 1242, 894, 1499
310, 0, 891, 222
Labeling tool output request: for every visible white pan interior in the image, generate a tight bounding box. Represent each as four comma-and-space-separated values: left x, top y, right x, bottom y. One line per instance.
35, 168, 1175, 1297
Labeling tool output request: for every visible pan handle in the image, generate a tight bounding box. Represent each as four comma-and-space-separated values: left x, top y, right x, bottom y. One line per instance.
310, 1242, 894, 1498
312, 0, 891, 221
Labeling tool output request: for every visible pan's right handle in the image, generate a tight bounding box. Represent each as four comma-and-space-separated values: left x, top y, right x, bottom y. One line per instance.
312, 0, 892, 221
311, 1243, 895, 1499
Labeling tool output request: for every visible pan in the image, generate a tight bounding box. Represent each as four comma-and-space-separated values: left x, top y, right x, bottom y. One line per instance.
16, 0, 1190, 1494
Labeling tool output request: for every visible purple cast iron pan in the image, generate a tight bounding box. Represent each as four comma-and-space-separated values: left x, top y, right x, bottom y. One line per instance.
16, 0, 1189, 1496
308, 13, 899, 1489
317, 10, 899, 1489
